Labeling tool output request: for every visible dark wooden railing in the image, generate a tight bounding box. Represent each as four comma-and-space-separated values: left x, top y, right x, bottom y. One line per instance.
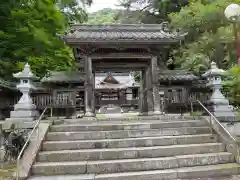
0, 90, 214, 112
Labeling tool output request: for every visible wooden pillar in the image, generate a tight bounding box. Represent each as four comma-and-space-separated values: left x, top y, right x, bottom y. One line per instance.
84, 56, 95, 117
92, 72, 96, 114
142, 69, 148, 115
151, 56, 161, 114
139, 70, 144, 115
72, 90, 77, 118
146, 65, 153, 115
139, 70, 148, 115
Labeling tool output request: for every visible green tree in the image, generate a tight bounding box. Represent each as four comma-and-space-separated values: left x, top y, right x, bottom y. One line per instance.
0, 0, 91, 79
56, 0, 92, 23
224, 66, 240, 105
87, 8, 118, 24
117, 0, 189, 23
169, 0, 240, 73
168, 0, 240, 104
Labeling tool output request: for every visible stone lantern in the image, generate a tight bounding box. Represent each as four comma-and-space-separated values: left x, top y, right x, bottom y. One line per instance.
202, 62, 236, 122
6, 63, 39, 122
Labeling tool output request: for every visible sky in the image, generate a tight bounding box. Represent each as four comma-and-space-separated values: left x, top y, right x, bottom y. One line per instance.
87, 0, 120, 13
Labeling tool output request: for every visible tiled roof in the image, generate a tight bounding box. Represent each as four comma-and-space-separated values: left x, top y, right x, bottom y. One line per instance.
59, 24, 186, 43
192, 79, 208, 88
96, 83, 128, 89
95, 72, 138, 89
0, 79, 46, 91
41, 71, 85, 83
0, 79, 17, 90
158, 70, 198, 81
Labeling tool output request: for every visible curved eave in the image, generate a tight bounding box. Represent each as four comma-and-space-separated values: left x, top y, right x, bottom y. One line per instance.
41, 80, 84, 84
0, 85, 17, 91
158, 79, 197, 82
158, 75, 199, 82
0, 80, 17, 91
62, 37, 183, 45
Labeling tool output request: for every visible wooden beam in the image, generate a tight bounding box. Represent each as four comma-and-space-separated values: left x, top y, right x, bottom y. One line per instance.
95, 69, 138, 72
94, 67, 143, 71
90, 53, 152, 59
93, 65, 144, 68
93, 62, 147, 65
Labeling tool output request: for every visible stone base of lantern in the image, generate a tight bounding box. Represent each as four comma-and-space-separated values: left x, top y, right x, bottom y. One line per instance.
206, 89, 237, 122
14, 102, 37, 110
6, 111, 39, 122
208, 104, 237, 122
6, 103, 39, 122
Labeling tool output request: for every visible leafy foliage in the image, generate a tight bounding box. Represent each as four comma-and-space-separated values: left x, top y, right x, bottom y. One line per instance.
55, 0, 92, 23
168, 0, 240, 104
224, 66, 240, 104
0, 0, 90, 79
169, 0, 240, 73
117, 0, 189, 23
87, 8, 118, 24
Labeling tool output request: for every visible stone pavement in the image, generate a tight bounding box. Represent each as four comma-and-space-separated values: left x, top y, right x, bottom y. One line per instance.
11, 175, 240, 180
179, 176, 240, 180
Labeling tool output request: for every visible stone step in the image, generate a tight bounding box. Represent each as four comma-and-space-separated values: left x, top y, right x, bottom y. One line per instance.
37, 143, 225, 162
28, 174, 240, 180
87, 152, 235, 174
63, 117, 194, 124
94, 163, 240, 180
28, 174, 95, 180
42, 134, 217, 151
32, 152, 234, 175
46, 127, 211, 141
50, 120, 207, 132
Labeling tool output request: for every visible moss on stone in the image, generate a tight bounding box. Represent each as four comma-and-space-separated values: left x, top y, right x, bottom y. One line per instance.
216, 163, 240, 168
0, 163, 16, 177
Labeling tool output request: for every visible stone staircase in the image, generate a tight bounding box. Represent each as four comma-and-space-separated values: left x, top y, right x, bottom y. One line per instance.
28, 117, 240, 180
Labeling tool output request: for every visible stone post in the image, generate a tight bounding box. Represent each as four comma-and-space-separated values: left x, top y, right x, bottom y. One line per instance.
6, 63, 39, 122
84, 57, 95, 117
151, 56, 161, 115
203, 62, 236, 122
146, 66, 154, 115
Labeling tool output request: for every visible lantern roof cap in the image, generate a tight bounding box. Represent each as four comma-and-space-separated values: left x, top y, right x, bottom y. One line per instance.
202, 62, 225, 77
13, 63, 38, 80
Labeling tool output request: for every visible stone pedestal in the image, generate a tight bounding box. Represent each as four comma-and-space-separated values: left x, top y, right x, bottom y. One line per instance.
208, 89, 236, 122
203, 62, 236, 122
6, 63, 39, 122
